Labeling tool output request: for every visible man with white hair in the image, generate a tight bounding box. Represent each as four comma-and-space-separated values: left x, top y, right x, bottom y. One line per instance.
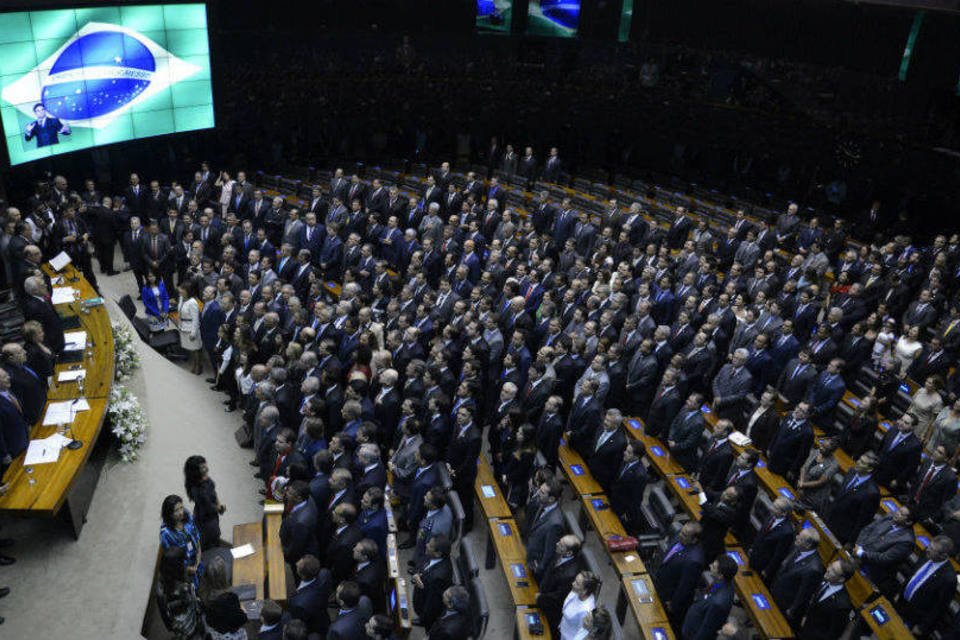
356, 443, 386, 496
22, 276, 65, 354
374, 369, 401, 443
711, 348, 753, 421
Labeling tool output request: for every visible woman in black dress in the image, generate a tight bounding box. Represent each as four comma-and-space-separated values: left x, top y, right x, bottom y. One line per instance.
502, 423, 538, 510
22, 320, 55, 382
184, 455, 226, 551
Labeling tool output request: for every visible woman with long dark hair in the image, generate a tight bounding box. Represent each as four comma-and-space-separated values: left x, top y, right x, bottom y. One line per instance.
177, 281, 203, 375
156, 545, 201, 639
183, 456, 226, 551
160, 494, 203, 586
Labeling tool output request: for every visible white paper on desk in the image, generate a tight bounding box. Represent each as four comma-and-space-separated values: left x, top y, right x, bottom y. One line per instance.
49, 251, 72, 272
697, 491, 708, 505
63, 331, 87, 351
44, 433, 74, 450
729, 431, 752, 447
231, 544, 255, 559
50, 287, 77, 305
57, 369, 86, 382
24, 439, 60, 465
42, 399, 89, 425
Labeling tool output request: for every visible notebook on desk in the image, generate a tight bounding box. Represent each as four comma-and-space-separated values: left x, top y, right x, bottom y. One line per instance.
60, 315, 82, 330
58, 350, 83, 364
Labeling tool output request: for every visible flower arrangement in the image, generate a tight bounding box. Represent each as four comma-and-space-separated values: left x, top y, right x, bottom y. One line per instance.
108, 385, 148, 463
112, 323, 141, 381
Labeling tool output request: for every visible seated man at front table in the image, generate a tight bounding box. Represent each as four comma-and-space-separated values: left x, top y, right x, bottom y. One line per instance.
24, 103, 71, 148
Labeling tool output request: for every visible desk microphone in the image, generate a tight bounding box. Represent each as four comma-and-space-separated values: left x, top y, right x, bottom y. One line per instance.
65, 398, 83, 450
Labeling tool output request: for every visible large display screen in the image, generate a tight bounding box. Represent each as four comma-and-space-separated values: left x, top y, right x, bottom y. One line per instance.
618, 0, 634, 42
477, 0, 513, 34
0, 4, 213, 166
526, 0, 580, 37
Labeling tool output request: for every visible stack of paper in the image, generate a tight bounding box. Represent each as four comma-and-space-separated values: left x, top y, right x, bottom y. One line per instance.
42, 398, 90, 425
49, 251, 72, 272
50, 287, 77, 305
63, 331, 87, 351
57, 369, 86, 382
231, 544, 255, 559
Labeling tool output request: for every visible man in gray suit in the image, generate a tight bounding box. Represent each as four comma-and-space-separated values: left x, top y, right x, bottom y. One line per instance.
626, 339, 659, 416
525, 479, 565, 582
414, 487, 455, 566
389, 419, 423, 500
712, 348, 754, 422
854, 507, 916, 595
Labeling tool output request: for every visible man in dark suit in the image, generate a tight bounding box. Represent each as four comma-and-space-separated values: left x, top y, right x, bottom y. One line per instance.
354, 444, 386, 498
535, 535, 582, 634
446, 408, 482, 533
428, 585, 473, 640
412, 534, 454, 629
525, 479, 564, 581
699, 487, 739, 562
324, 503, 364, 583
21, 276, 65, 355
681, 554, 738, 640
0, 369, 29, 482
667, 393, 705, 472
896, 536, 957, 638
351, 538, 386, 613
698, 419, 735, 493
766, 402, 813, 480
645, 367, 683, 438
874, 413, 922, 492
805, 358, 846, 430
711, 349, 753, 422
776, 350, 817, 406
327, 581, 369, 640
286, 555, 332, 636
771, 528, 823, 625
279, 481, 321, 572
585, 409, 628, 490
2, 343, 46, 426
666, 207, 694, 250
609, 440, 648, 533
748, 497, 795, 582
122, 217, 148, 290
24, 103, 70, 147
707, 449, 760, 541
655, 522, 705, 627
854, 507, 915, 595
564, 380, 603, 458
199, 286, 224, 374
403, 444, 441, 540
141, 221, 173, 292
903, 444, 958, 522
626, 339, 660, 417
798, 558, 856, 640
824, 452, 881, 544
123, 173, 147, 215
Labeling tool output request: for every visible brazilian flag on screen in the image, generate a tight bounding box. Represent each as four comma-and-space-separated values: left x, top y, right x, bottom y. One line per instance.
526, 0, 580, 38
0, 4, 214, 166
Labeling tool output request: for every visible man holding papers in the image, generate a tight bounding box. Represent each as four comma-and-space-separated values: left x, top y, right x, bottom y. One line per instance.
0, 370, 29, 486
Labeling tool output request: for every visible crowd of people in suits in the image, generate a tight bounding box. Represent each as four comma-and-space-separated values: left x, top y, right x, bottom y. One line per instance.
4, 153, 960, 639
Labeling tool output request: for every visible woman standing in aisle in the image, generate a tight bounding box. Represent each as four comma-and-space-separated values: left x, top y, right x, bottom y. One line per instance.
177, 281, 203, 375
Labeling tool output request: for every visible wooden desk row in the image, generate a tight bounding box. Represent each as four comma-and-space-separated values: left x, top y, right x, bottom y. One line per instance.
0, 264, 115, 538
623, 417, 795, 639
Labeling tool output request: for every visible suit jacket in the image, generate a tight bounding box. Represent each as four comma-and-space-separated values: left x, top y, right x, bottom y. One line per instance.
407, 463, 442, 530
280, 498, 321, 565
698, 438, 734, 493
855, 515, 915, 589
771, 549, 824, 621
681, 581, 735, 640
799, 582, 853, 640
645, 385, 682, 439
898, 558, 958, 636
825, 472, 880, 544
668, 409, 704, 471
874, 429, 922, 489
325, 523, 364, 583
354, 559, 386, 613
767, 418, 813, 478
566, 396, 603, 458
415, 504, 454, 565
286, 569, 332, 635
0, 394, 29, 460
805, 372, 845, 424
610, 460, 648, 531
777, 359, 817, 405
525, 505, 564, 580
586, 429, 627, 490
199, 299, 225, 351
654, 541, 705, 614
536, 557, 580, 632
428, 611, 472, 640
712, 364, 753, 418
3, 362, 45, 425
413, 557, 454, 629
748, 516, 795, 580
745, 405, 780, 454
906, 460, 958, 522
22, 295, 65, 354
327, 606, 368, 640
355, 462, 387, 498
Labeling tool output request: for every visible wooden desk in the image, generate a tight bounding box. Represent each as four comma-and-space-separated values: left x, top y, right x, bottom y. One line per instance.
232, 522, 265, 600
616, 574, 676, 640
724, 548, 795, 639
386, 532, 400, 579
0, 264, 115, 536
664, 474, 703, 519
389, 576, 413, 634
515, 608, 553, 640
475, 454, 513, 520
558, 443, 602, 497
860, 596, 914, 640
631, 430, 685, 478
486, 518, 539, 606
264, 511, 288, 604
579, 495, 647, 577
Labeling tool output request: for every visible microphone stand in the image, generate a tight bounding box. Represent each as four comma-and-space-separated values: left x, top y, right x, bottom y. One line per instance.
64, 390, 83, 450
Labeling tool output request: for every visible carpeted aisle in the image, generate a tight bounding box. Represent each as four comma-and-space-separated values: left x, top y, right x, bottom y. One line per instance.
0, 270, 261, 639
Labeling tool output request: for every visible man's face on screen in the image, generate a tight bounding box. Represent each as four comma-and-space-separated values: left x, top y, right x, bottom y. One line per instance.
34, 104, 46, 118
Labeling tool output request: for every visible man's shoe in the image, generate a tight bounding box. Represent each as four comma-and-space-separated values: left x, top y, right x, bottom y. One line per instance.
249, 460, 259, 466
0, 556, 14, 566
205, 378, 216, 384
0, 587, 8, 598
253, 473, 263, 480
